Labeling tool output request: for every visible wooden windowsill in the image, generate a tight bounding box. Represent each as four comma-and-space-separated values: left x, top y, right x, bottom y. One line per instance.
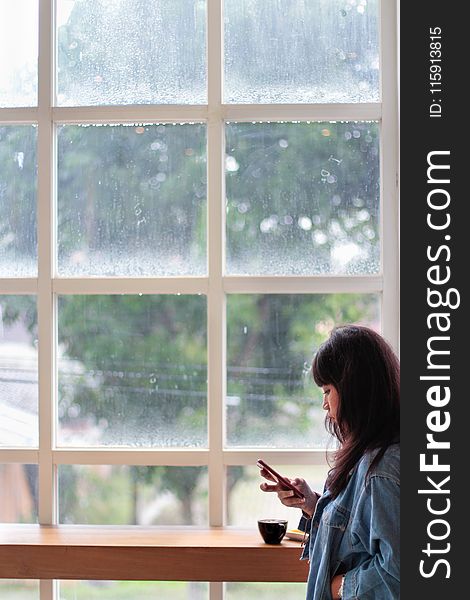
0, 525, 309, 582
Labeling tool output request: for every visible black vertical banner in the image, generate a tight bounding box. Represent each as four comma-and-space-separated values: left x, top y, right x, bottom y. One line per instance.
401, 1, 465, 597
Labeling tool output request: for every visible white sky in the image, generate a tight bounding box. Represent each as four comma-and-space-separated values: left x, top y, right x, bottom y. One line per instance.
0, 0, 75, 84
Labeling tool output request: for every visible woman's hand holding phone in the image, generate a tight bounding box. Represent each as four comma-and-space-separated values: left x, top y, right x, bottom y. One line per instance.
258, 461, 319, 517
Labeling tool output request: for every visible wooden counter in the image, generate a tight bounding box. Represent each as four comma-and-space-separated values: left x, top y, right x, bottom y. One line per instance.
0, 525, 309, 582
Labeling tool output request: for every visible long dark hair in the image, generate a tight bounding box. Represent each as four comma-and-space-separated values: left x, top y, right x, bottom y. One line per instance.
312, 325, 400, 498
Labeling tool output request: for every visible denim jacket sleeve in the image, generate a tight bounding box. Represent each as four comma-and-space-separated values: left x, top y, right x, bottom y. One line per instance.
342, 473, 400, 599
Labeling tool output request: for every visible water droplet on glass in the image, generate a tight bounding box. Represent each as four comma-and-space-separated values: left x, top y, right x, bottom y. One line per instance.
353, 130, 361, 138
14, 152, 24, 169
226, 155, 239, 172
279, 139, 289, 148
243, 326, 248, 334
298, 216, 313, 231
357, 209, 370, 222
260, 215, 278, 233
328, 155, 342, 165
344, 131, 352, 140
321, 128, 331, 137
313, 230, 328, 245
321, 169, 330, 178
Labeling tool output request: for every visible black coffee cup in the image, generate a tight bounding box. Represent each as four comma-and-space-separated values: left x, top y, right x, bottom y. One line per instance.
257, 519, 288, 544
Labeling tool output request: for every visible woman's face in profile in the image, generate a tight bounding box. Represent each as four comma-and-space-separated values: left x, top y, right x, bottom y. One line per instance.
322, 385, 340, 421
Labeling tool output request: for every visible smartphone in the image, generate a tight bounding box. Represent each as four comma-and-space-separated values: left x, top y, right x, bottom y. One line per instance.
256, 459, 305, 499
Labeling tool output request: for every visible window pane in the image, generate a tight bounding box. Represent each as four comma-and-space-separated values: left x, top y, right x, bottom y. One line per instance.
227, 465, 328, 527
224, 0, 379, 104
0, 464, 38, 523
57, 123, 206, 277
59, 466, 208, 525
0, 580, 39, 599
57, 0, 206, 106
60, 581, 208, 600
226, 294, 380, 448
57, 295, 207, 447
0, 126, 37, 277
0, 296, 38, 447
226, 583, 306, 600
0, 1, 38, 107
226, 122, 380, 276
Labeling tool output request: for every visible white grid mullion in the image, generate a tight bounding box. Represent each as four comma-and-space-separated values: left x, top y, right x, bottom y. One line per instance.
50, 276, 382, 295
52, 277, 209, 295
223, 103, 382, 122
223, 449, 332, 467
379, 0, 399, 351
0, 449, 39, 463
40, 581, 57, 600
53, 449, 210, 466
207, 0, 225, 539
0, 108, 39, 123
223, 276, 383, 294
0, 279, 38, 294
52, 105, 207, 123
44, 103, 383, 125
37, 0, 56, 540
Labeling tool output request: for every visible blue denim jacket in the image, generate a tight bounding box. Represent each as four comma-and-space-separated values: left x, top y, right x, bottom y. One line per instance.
299, 444, 400, 600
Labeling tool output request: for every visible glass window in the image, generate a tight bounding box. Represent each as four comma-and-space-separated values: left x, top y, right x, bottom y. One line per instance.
0, 580, 39, 599
0, 126, 37, 277
0, 464, 38, 522
60, 581, 208, 600
59, 465, 208, 525
226, 583, 306, 600
57, 123, 207, 277
226, 122, 380, 276
0, 0, 396, 565
57, 0, 207, 106
224, 0, 379, 104
57, 295, 207, 447
0, 296, 38, 447
0, 1, 38, 107
226, 294, 380, 447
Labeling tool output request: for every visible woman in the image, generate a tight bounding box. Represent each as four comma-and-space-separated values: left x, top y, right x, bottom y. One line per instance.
260, 325, 400, 599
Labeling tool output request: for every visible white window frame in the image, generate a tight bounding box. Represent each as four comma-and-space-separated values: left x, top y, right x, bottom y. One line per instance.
0, 0, 398, 598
